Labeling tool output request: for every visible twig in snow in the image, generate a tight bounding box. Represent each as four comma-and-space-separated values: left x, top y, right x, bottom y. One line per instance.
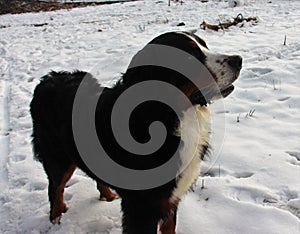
200, 13, 258, 31
201, 179, 205, 189
283, 35, 287, 46
245, 109, 255, 118
249, 109, 255, 117
237, 113, 241, 122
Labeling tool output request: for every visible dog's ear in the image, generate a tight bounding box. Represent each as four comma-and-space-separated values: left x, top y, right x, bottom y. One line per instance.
123, 43, 172, 85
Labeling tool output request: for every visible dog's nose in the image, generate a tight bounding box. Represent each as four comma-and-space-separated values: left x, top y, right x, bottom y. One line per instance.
227, 55, 242, 70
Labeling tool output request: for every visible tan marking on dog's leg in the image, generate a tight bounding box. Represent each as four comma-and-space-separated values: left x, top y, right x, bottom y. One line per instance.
160, 217, 176, 234
50, 164, 76, 223
97, 182, 118, 201
159, 199, 178, 234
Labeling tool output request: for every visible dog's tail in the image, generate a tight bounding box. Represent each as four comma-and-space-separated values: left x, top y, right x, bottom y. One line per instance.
30, 71, 92, 162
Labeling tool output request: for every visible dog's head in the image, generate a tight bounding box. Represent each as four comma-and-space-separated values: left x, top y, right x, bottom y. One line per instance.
123, 31, 242, 106
186, 32, 242, 100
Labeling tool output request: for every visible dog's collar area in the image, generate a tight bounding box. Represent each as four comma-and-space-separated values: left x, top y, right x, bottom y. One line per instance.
190, 85, 235, 105
189, 90, 208, 106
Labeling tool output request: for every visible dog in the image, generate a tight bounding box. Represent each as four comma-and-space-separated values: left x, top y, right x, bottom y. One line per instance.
30, 31, 242, 234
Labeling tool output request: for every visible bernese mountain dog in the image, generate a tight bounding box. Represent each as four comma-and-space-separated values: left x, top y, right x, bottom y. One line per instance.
30, 31, 242, 234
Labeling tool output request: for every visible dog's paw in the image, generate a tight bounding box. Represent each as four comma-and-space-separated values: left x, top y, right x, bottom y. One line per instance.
51, 215, 62, 225
100, 194, 119, 201
63, 203, 69, 213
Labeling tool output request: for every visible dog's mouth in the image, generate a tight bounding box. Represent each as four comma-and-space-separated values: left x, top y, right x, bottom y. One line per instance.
220, 84, 235, 98
189, 84, 235, 105
189, 68, 241, 105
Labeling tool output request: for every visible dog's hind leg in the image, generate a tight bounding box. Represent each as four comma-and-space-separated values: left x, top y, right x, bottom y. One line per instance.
97, 182, 118, 201
44, 161, 76, 224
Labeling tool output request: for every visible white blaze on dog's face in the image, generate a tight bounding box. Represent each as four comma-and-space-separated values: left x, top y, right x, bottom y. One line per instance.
185, 32, 242, 100
201, 45, 242, 93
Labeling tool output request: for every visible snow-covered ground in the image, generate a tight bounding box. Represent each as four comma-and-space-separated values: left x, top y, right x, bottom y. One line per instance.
0, 0, 299, 233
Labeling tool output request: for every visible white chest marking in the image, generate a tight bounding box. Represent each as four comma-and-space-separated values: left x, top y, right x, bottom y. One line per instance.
171, 105, 210, 202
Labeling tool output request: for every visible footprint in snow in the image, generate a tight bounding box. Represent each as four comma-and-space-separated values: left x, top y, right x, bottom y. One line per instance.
202, 166, 254, 179
201, 166, 232, 177
0, 195, 10, 205
30, 181, 47, 191
66, 178, 80, 188
10, 154, 26, 162
287, 198, 300, 218
277, 96, 291, 102
229, 186, 300, 219
246, 67, 273, 78
232, 171, 254, 179
13, 177, 28, 187
64, 192, 73, 202
286, 151, 300, 166
277, 188, 300, 218
0, 47, 6, 56
106, 48, 120, 54
286, 151, 300, 161
228, 186, 278, 205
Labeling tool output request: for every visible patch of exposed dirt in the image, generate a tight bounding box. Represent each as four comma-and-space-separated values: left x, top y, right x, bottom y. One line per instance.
0, 0, 136, 15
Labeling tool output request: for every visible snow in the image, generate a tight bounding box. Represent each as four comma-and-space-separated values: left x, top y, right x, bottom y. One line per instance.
0, 0, 299, 233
